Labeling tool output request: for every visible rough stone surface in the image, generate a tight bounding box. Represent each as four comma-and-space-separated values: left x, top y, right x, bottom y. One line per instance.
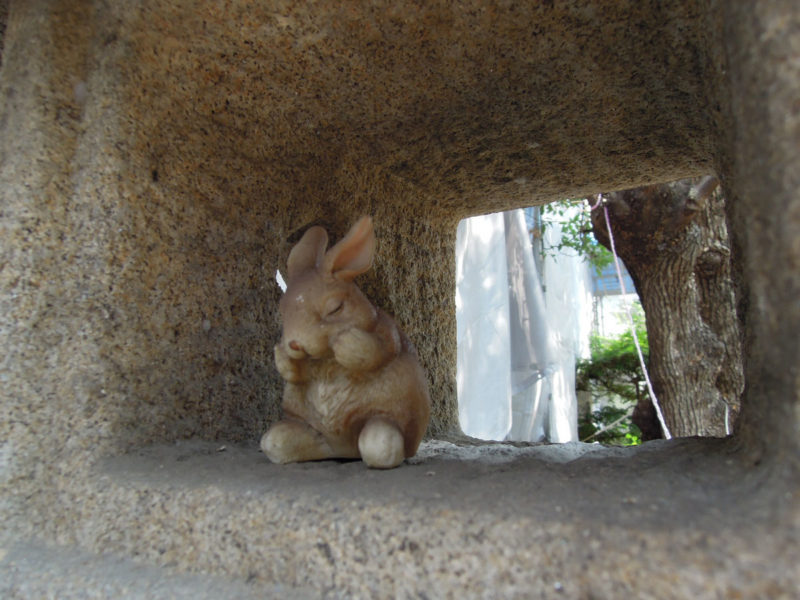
0, 0, 798, 597
4, 439, 798, 599
713, 1, 800, 467
0, 537, 315, 599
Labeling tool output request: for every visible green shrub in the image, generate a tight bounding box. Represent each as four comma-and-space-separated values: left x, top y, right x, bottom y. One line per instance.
577, 307, 647, 446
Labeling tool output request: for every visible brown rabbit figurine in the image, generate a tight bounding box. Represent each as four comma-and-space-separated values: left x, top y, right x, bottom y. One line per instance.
262, 216, 431, 469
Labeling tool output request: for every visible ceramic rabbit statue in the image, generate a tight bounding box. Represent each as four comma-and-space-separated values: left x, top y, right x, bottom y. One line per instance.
261, 216, 431, 469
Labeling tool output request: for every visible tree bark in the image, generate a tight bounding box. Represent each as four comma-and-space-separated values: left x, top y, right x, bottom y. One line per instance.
591, 179, 743, 438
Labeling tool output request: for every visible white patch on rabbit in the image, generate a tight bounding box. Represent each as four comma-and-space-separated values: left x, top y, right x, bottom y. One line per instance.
276, 270, 287, 292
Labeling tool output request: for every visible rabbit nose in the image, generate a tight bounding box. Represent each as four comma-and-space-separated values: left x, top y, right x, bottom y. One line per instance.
286, 340, 307, 359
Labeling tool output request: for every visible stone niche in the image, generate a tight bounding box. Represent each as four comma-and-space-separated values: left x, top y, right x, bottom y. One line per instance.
0, 1, 798, 597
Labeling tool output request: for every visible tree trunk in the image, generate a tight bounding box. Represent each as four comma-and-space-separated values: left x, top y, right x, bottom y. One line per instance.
591, 179, 743, 438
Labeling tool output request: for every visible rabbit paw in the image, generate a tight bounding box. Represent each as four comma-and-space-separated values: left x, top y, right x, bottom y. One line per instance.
358, 418, 405, 469
261, 420, 338, 464
332, 327, 384, 371
274, 344, 306, 383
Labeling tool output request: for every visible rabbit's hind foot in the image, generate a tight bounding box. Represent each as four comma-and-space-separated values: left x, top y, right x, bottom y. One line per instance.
261, 419, 339, 464
358, 417, 405, 469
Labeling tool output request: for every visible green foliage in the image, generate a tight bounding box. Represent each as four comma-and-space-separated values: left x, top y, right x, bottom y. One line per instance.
577, 305, 647, 446
541, 199, 614, 274
578, 405, 642, 446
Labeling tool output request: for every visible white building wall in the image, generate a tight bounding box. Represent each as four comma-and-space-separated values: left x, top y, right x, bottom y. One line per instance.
456, 207, 593, 442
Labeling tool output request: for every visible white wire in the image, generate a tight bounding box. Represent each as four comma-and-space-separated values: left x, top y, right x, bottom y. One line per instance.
724, 403, 731, 436
596, 195, 673, 440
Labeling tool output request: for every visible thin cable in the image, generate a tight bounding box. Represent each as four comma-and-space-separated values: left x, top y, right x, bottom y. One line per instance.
595, 197, 673, 440
724, 403, 731, 436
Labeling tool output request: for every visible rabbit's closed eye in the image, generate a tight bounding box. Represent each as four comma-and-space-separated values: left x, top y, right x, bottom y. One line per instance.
323, 296, 345, 318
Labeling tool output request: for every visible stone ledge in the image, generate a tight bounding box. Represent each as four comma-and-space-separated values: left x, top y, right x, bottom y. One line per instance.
8, 439, 797, 598
0, 538, 313, 600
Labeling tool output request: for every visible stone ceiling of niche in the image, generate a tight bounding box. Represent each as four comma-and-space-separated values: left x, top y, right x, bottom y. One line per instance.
124, 1, 713, 208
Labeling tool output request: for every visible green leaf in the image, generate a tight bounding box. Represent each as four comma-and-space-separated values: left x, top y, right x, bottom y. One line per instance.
541, 199, 614, 274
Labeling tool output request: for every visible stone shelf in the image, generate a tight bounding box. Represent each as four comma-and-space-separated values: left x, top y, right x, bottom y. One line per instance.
7, 438, 792, 599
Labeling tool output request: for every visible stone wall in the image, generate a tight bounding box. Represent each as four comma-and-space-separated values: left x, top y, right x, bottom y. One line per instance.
1, 0, 723, 454
1, 0, 798, 596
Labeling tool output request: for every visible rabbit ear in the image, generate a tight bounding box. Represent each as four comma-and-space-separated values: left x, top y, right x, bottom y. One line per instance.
287, 226, 329, 281
323, 216, 375, 281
